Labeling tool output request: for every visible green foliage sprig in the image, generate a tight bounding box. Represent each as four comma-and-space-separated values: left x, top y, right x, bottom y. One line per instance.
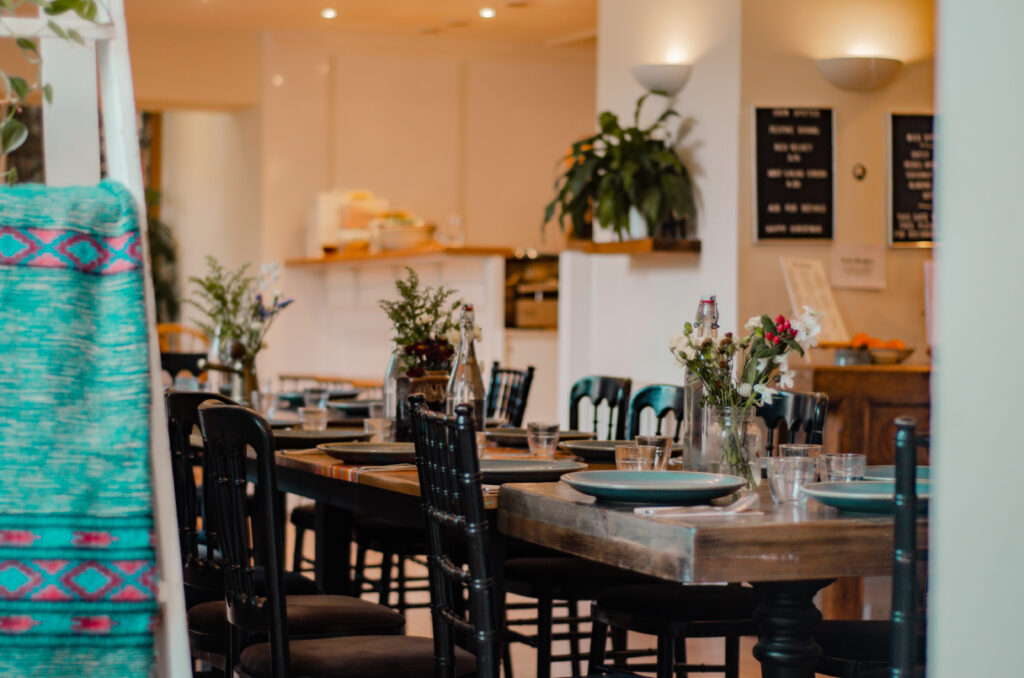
379, 266, 461, 375
1, 0, 99, 183
187, 256, 292, 362
544, 92, 696, 241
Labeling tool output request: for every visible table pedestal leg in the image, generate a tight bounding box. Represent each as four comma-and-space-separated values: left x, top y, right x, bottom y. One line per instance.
751, 579, 832, 678
315, 502, 353, 595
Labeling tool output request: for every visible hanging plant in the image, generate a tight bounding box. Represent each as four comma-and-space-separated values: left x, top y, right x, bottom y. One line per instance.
544, 92, 697, 241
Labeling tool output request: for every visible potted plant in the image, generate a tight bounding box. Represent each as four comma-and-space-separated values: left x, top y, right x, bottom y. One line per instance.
544, 93, 697, 242
187, 256, 292, 400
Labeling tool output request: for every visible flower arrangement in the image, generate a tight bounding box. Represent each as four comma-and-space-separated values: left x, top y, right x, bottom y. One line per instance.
188, 256, 293, 362
670, 306, 823, 484
379, 266, 462, 377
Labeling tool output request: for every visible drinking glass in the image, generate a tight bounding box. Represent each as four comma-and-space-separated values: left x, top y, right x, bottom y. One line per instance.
766, 456, 817, 504
250, 390, 278, 419
299, 406, 328, 432
303, 388, 328, 408
364, 418, 395, 443
818, 453, 866, 482
778, 443, 822, 458
635, 435, 672, 470
526, 422, 559, 459
615, 444, 659, 471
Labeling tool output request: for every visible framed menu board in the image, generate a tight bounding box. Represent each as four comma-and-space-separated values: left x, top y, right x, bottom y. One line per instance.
888, 113, 934, 247
753, 107, 834, 241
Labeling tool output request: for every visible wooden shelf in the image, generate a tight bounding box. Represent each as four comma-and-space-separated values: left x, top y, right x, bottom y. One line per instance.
286, 244, 515, 267
565, 237, 701, 255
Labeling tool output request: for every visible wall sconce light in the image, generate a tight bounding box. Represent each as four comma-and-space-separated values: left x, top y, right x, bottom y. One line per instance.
814, 56, 903, 92
631, 63, 693, 96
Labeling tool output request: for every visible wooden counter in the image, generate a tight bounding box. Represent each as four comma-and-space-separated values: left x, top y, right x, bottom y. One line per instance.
285, 244, 514, 267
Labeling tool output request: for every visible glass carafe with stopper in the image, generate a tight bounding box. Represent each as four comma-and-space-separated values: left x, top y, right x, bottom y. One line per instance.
684, 295, 719, 470
446, 304, 485, 432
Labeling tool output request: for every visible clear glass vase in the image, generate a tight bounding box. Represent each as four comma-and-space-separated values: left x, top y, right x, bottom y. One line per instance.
702, 406, 762, 488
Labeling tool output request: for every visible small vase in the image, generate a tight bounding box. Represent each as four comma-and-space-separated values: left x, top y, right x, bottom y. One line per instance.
702, 406, 762, 488
394, 369, 451, 441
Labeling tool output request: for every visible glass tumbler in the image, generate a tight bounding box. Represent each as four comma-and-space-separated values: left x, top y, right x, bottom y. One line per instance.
766, 456, 817, 504
526, 422, 559, 459
778, 443, 822, 458
635, 435, 673, 469
615, 444, 659, 471
299, 406, 328, 432
818, 453, 866, 482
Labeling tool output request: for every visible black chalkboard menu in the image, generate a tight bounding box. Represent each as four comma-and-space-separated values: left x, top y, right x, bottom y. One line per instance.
889, 114, 934, 247
754, 107, 834, 240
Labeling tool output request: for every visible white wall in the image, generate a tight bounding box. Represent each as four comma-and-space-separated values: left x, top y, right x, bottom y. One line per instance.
931, 0, 1024, 673
160, 109, 262, 316
738, 0, 934, 362
558, 0, 742, 422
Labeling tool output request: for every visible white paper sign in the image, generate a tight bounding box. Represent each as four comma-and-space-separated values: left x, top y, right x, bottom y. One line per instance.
829, 243, 886, 290
780, 257, 850, 344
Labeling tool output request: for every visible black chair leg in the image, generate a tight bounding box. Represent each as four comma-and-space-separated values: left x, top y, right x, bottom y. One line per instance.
587, 618, 609, 676
536, 596, 553, 678
610, 626, 628, 668
396, 555, 408, 616
353, 543, 368, 596
567, 595, 582, 678
656, 633, 675, 678
674, 636, 688, 678
292, 524, 307, 572
724, 635, 739, 678
378, 548, 395, 607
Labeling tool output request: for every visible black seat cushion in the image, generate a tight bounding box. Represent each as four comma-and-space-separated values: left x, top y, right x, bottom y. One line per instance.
351, 514, 426, 554
504, 557, 656, 594
291, 503, 316, 530
188, 594, 405, 641
815, 620, 892, 663
239, 634, 475, 678
595, 584, 759, 625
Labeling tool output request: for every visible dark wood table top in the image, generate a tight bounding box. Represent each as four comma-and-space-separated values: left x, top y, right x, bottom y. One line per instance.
496, 481, 927, 584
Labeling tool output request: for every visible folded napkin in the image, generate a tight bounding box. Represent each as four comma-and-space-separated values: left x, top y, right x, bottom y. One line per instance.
0, 182, 156, 675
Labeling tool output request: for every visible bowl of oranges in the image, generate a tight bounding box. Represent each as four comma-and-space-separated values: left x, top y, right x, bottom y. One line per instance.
849, 334, 914, 365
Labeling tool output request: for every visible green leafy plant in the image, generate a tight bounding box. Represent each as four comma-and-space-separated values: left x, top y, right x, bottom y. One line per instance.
544, 92, 696, 241
1, 0, 99, 182
187, 256, 292, 362
379, 266, 461, 376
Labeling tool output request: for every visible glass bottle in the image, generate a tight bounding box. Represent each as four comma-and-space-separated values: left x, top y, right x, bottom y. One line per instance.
383, 342, 401, 420
205, 326, 222, 393
684, 295, 719, 470
446, 305, 485, 432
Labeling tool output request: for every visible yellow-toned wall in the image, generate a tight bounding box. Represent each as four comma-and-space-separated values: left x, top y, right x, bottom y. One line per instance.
738, 0, 935, 359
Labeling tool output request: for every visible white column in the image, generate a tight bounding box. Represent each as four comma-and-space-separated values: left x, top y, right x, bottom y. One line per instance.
931, 1, 1024, 675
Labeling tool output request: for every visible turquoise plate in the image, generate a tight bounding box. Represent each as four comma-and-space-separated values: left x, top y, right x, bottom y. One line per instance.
478, 459, 586, 484
561, 470, 746, 504
803, 480, 930, 514
863, 465, 930, 481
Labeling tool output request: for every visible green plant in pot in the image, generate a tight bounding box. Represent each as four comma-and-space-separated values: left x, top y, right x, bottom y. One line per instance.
544, 93, 696, 241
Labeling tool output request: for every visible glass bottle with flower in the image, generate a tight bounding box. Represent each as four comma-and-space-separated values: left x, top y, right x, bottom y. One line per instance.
669, 307, 824, 486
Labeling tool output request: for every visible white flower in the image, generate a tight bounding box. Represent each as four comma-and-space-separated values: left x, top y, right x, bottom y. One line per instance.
791, 306, 824, 349
754, 383, 777, 404
445, 329, 460, 346
681, 344, 697, 361
473, 324, 483, 341
756, 358, 769, 372
777, 368, 795, 389
674, 354, 686, 368
744, 316, 762, 331
774, 354, 789, 367
669, 332, 687, 352
737, 383, 753, 398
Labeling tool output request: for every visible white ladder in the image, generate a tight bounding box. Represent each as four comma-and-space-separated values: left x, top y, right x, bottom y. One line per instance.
0, 2, 189, 675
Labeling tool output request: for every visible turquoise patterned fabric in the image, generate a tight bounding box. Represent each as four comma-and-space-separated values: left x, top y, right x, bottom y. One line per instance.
0, 181, 156, 676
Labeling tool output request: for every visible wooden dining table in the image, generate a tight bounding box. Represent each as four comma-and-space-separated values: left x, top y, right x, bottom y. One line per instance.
258, 439, 924, 678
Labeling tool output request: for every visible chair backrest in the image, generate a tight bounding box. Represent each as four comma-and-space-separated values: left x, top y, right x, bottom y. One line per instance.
485, 362, 535, 427
891, 416, 928, 678
161, 352, 207, 383
569, 376, 632, 440
157, 323, 210, 352
163, 390, 235, 605
409, 395, 501, 678
754, 390, 828, 457
197, 401, 290, 676
626, 384, 688, 440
